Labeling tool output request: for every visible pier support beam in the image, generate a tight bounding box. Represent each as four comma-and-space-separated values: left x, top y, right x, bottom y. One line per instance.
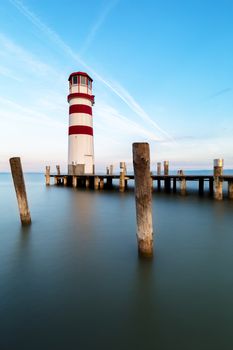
72, 176, 77, 188
199, 178, 204, 195
164, 178, 171, 193
213, 159, 223, 200
45, 166, 50, 186
94, 176, 99, 190
133, 143, 153, 258
86, 177, 90, 188
99, 178, 104, 190
173, 177, 177, 193
228, 181, 233, 199
9, 157, 31, 225
209, 179, 214, 195
157, 179, 161, 191
180, 177, 186, 196
54, 176, 58, 185
63, 176, 67, 186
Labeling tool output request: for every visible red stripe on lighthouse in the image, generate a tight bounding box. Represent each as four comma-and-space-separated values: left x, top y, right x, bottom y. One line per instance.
69, 125, 93, 136
69, 104, 92, 115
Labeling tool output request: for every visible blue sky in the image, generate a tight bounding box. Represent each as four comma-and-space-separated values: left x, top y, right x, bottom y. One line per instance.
0, 0, 232, 172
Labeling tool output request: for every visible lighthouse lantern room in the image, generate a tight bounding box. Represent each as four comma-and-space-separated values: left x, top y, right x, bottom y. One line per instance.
67, 72, 95, 175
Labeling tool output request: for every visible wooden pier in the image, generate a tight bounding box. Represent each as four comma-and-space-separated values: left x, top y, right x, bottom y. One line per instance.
47, 173, 233, 199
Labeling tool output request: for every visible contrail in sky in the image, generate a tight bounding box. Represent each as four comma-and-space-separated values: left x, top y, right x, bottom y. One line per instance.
79, 0, 119, 55
8, 0, 175, 142
209, 88, 232, 99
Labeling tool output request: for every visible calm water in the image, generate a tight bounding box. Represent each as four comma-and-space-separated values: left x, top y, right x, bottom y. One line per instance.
1, 173, 233, 349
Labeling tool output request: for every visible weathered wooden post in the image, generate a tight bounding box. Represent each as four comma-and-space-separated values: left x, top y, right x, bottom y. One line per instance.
157, 162, 161, 191
63, 176, 67, 186
228, 181, 233, 199
213, 159, 223, 200
99, 177, 104, 190
109, 165, 114, 175
164, 160, 169, 176
56, 165, 60, 175
180, 177, 186, 195
45, 166, 50, 186
157, 162, 161, 175
86, 177, 90, 188
164, 160, 170, 192
94, 176, 99, 190
119, 162, 126, 192
133, 143, 153, 258
9, 157, 31, 225
72, 176, 77, 188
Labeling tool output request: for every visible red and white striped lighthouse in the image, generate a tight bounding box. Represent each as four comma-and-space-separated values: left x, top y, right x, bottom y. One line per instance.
67, 72, 95, 175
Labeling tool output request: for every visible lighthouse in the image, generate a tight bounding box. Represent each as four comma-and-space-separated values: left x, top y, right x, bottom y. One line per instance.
67, 72, 95, 175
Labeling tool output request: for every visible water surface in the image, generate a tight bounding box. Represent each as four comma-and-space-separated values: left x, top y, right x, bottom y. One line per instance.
1, 174, 233, 349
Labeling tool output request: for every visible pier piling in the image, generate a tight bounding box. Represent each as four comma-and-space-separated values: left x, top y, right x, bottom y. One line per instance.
9, 157, 31, 225
228, 181, 233, 199
133, 143, 153, 258
56, 165, 60, 175
119, 162, 126, 192
213, 159, 223, 200
45, 166, 50, 186
164, 160, 169, 176
94, 176, 99, 190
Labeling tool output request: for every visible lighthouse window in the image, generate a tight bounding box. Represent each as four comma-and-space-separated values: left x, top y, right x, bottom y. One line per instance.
81, 76, 87, 85
72, 76, 78, 84
88, 79, 92, 89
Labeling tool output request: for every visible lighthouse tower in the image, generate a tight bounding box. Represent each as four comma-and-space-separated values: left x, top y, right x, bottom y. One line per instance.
67, 72, 95, 175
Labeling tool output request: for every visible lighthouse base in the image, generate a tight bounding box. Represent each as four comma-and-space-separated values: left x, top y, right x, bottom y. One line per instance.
68, 164, 95, 175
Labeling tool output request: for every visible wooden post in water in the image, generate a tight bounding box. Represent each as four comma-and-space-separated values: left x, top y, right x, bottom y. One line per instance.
228, 181, 233, 199
109, 165, 114, 175
157, 162, 161, 175
9, 157, 31, 225
56, 165, 60, 175
63, 176, 67, 186
213, 159, 223, 200
119, 162, 126, 192
164, 160, 169, 176
86, 177, 90, 188
94, 176, 99, 190
133, 143, 153, 258
157, 162, 161, 191
99, 177, 104, 190
45, 166, 50, 186
72, 176, 77, 188
180, 177, 186, 195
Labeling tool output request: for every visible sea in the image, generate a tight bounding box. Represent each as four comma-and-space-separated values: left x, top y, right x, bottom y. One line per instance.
1, 172, 233, 350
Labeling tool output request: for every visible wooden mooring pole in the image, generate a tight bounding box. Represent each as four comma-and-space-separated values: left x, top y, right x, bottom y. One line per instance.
119, 162, 126, 192
213, 159, 223, 200
45, 166, 50, 186
9, 157, 31, 225
133, 143, 153, 258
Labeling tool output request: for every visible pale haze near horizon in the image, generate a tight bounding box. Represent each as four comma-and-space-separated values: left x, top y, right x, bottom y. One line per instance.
0, 0, 232, 173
